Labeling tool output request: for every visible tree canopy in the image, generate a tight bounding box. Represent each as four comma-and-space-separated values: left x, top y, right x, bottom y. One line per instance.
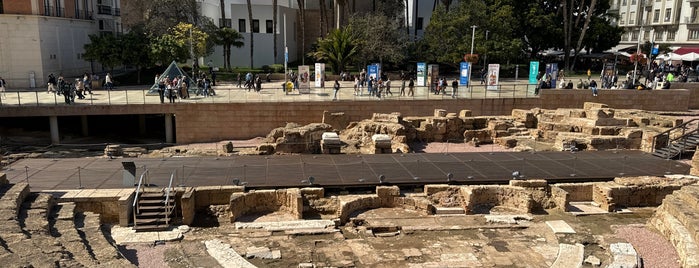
308, 27, 359, 74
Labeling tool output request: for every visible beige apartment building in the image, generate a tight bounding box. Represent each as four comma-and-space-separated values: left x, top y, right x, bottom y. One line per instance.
612, 0, 699, 53
0, 0, 121, 88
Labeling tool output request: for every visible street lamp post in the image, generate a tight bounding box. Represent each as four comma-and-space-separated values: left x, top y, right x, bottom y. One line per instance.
632, 26, 643, 86
470, 25, 477, 86
484, 30, 489, 66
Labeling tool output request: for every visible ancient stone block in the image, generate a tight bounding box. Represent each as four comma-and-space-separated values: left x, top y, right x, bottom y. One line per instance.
488, 120, 514, 131
458, 110, 473, 118
301, 187, 325, 198
322, 111, 350, 130
372, 113, 402, 123
463, 129, 493, 143
583, 102, 609, 110
434, 109, 447, 118
376, 186, 400, 197
509, 180, 548, 188
495, 137, 518, 148
586, 108, 615, 119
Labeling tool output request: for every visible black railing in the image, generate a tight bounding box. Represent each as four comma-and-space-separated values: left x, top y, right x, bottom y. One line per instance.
43, 6, 64, 17
74, 10, 93, 20
114, 8, 120, 16
651, 119, 699, 153
97, 5, 112, 15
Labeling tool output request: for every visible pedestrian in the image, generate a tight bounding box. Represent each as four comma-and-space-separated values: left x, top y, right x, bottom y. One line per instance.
157, 77, 166, 103
74, 78, 85, 99
332, 79, 340, 101
237, 73, 242, 88
83, 72, 93, 94
353, 75, 359, 96
451, 79, 458, 98
590, 80, 598, 96
400, 78, 406, 96
385, 78, 393, 96
408, 78, 415, 96
210, 69, 217, 86
587, 69, 591, 80
47, 73, 57, 94
105, 73, 113, 90
367, 76, 374, 96
255, 76, 262, 93
0, 76, 6, 99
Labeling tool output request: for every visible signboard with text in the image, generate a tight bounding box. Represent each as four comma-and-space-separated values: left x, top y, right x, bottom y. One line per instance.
298, 65, 310, 93
417, 62, 427, 86
528, 61, 539, 84
486, 64, 500, 91
314, 63, 325, 88
459, 62, 470, 86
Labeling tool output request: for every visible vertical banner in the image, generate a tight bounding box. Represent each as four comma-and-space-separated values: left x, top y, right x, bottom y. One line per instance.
428, 64, 439, 89
367, 64, 379, 82
545, 63, 558, 89
459, 62, 470, 86
314, 63, 325, 88
486, 64, 500, 90
298, 65, 310, 93
528, 61, 539, 84
416, 62, 427, 86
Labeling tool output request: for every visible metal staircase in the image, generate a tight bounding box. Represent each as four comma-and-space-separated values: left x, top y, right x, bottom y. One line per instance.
651, 119, 699, 159
132, 170, 176, 232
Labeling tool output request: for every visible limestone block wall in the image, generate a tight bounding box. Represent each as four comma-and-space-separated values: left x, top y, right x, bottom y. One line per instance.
550, 186, 569, 211
462, 185, 534, 213
593, 180, 689, 212
194, 186, 245, 210
337, 186, 403, 224
554, 183, 595, 202
180, 188, 196, 226
229, 189, 303, 222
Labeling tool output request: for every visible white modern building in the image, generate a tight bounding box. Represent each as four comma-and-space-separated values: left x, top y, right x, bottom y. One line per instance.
0, 0, 122, 88
611, 0, 699, 51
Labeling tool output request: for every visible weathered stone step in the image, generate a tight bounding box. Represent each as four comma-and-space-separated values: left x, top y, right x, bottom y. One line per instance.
21, 193, 55, 235
51, 203, 99, 267
649, 209, 699, 268
0, 183, 30, 218
674, 186, 699, 211
659, 194, 699, 243
79, 212, 135, 267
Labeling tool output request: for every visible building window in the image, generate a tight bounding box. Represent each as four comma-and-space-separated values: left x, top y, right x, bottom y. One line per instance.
631, 31, 639, 41
655, 31, 663, 41
99, 20, 104, 30
629, 11, 635, 24
667, 31, 675, 40
622, 0, 627, 5
252, 19, 259, 33
653, 10, 660, 23
620, 12, 626, 25
665, 8, 671, 22
631, 0, 636, 4
266, 20, 273, 33
643, 30, 650, 41
219, 19, 231, 28
238, 19, 246, 33
416, 17, 424, 30
690, 30, 699, 40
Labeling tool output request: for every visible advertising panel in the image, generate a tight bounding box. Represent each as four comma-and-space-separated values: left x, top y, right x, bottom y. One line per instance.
314, 63, 325, 88
416, 62, 427, 86
486, 64, 500, 91
367, 64, 379, 82
427, 64, 439, 90
528, 61, 539, 84
459, 62, 470, 86
298, 65, 311, 93
545, 63, 558, 89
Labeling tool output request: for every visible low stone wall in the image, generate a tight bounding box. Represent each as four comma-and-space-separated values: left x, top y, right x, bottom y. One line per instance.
593, 177, 694, 212
45, 189, 135, 225
229, 189, 303, 222
462, 185, 534, 213
554, 182, 595, 202
550, 186, 569, 211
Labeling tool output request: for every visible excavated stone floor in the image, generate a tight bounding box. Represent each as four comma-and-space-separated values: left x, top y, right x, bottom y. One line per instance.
117, 205, 677, 267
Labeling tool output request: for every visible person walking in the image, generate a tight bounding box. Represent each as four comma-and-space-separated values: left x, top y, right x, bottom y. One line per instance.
400, 78, 406, 96
408, 78, 415, 96
384, 78, 393, 96
105, 73, 113, 90
0, 76, 6, 99
451, 79, 458, 98
157, 77, 166, 103
47, 73, 57, 94
590, 80, 598, 96
332, 79, 340, 101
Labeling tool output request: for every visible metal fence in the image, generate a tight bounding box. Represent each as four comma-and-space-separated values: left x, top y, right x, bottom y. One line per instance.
0, 84, 540, 107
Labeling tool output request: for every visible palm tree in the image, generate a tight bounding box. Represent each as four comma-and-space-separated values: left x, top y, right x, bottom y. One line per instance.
308, 27, 358, 74
273, 0, 278, 61
246, 0, 254, 68
213, 27, 245, 70
296, 0, 306, 64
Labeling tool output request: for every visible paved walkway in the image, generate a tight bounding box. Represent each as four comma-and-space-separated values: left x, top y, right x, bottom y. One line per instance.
0, 78, 545, 107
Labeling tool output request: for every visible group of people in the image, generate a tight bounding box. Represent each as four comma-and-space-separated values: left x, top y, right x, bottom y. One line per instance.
46, 72, 104, 104
237, 72, 263, 92
155, 74, 193, 103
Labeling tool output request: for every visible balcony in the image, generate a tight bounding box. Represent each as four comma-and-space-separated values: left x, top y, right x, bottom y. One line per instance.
97, 5, 112, 15
686, 16, 699, 24
43, 7, 64, 17
73, 10, 93, 20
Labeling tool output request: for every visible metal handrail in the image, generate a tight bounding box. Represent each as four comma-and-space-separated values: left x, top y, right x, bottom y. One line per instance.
164, 171, 175, 225
132, 168, 149, 228
651, 119, 699, 153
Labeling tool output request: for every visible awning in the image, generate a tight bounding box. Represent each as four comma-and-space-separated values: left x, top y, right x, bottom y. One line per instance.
673, 47, 699, 55
605, 44, 635, 53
